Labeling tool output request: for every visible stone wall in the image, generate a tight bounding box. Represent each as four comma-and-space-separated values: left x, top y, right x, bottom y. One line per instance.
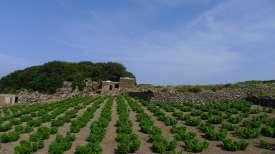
149, 86, 275, 103
246, 96, 275, 108
17, 81, 80, 104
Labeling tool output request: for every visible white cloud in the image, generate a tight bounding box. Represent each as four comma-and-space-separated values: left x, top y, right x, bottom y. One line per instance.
59, 0, 275, 84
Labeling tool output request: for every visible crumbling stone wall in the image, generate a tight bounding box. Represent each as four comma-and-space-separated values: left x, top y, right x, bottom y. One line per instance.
17, 81, 80, 104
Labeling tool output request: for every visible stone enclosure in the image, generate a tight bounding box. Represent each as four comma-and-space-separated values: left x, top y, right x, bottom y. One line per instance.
0, 77, 136, 105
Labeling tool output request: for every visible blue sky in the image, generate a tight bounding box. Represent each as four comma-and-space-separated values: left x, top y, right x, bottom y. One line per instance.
0, 0, 275, 85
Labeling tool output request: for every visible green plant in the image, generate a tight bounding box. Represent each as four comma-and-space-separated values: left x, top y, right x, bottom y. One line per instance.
208, 116, 223, 124
49, 133, 75, 154
0, 131, 20, 143
259, 139, 270, 149
185, 139, 209, 152
222, 138, 248, 151
261, 126, 275, 137
235, 127, 260, 139
185, 117, 201, 126
116, 97, 140, 154
15, 140, 43, 154
228, 115, 241, 124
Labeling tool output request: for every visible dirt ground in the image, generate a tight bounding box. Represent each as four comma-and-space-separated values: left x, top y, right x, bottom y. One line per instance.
161, 105, 275, 154
101, 99, 118, 154
128, 107, 153, 154
65, 100, 106, 154
1, 100, 274, 154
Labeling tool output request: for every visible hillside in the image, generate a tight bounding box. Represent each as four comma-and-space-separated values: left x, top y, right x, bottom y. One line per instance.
0, 61, 134, 94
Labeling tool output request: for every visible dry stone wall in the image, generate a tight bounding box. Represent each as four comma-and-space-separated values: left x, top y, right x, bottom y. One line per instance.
149, 86, 275, 103
17, 81, 80, 104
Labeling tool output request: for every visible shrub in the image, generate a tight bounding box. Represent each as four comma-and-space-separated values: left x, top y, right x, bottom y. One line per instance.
261, 127, 274, 137
185, 118, 201, 126
222, 138, 248, 151
263, 107, 273, 113
235, 127, 260, 139
185, 139, 209, 153
49, 133, 75, 154
259, 139, 270, 149
200, 113, 208, 120
0, 131, 20, 143
30, 127, 51, 142
208, 116, 223, 124
249, 108, 261, 114
75, 142, 101, 154
191, 110, 202, 116
221, 123, 236, 131
199, 123, 227, 141
0, 123, 12, 132
228, 115, 241, 124
172, 112, 185, 120
14, 140, 43, 154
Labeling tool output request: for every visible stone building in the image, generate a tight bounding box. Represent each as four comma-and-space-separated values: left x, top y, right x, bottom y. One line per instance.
0, 94, 18, 105
83, 77, 136, 95
119, 77, 137, 89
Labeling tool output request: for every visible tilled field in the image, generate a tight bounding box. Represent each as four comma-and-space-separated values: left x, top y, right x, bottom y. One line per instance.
0, 96, 274, 154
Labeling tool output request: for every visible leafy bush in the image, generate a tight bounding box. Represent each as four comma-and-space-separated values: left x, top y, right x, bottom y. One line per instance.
221, 123, 236, 131
191, 110, 202, 116
228, 115, 241, 124
208, 116, 223, 124
185, 117, 201, 126
30, 127, 51, 142
235, 127, 260, 139
75, 142, 101, 154
0, 122, 12, 132
172, 125, 208, 152
200, 113, 208, 120
70, 98, 103, 133
127, 98, 176, 153
49, 133, 75, 154
199, 123, 227, 141
116, 97, 140, 154
222, 138, 248, 151
262, 107, 273, 113
0, 131, 20, 143
185, 139, 209, 152
0, 61, 134, 94
15, 140, 43, 154
259, 139, 270, 149
261, 126, 275, 137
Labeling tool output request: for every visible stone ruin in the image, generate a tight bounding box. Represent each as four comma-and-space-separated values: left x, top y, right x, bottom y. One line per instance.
83, 77, 137, 96
0, 94, 18, 106
0, 77, 136, 105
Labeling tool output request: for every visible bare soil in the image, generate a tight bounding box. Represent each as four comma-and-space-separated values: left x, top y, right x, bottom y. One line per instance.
128, 107, 152, 154
35, 101, 95, 154
101, 99, 118, 154
65, 100, 106, 154
0, 133, 29, 154
140, 103, 183, 152
141, 105, 174, 140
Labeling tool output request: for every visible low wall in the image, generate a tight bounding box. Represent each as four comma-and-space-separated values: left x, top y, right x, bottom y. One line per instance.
151, 89, 249, 103
246, 96, 275, 108
148, 87, 275, 105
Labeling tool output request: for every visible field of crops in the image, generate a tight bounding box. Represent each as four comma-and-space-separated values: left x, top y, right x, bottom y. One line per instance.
0, 96, 274, 154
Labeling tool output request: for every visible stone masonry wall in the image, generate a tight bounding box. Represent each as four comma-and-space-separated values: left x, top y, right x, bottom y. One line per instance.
150, 86, 275, 103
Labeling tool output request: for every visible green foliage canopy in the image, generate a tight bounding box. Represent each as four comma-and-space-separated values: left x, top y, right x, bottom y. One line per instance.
0, 61, 134, 94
